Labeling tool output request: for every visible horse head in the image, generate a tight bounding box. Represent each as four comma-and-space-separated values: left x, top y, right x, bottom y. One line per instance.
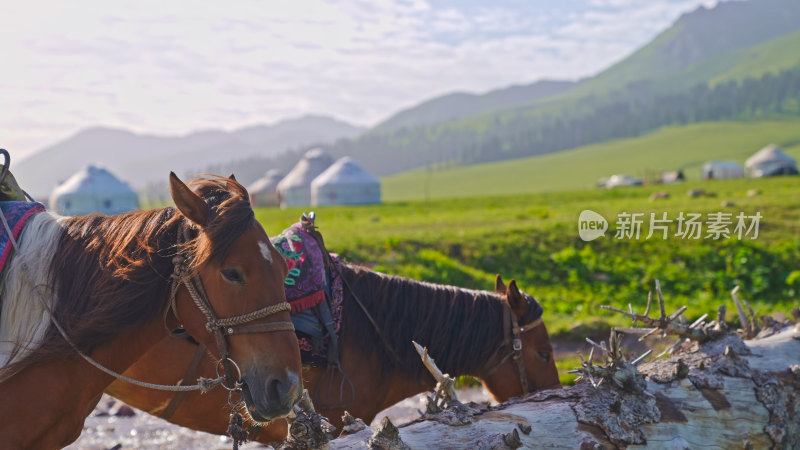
480, 275, 561, 401
168, 173, 302, 422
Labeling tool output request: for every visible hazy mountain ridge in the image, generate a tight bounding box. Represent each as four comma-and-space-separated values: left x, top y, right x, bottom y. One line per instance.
372, 80, 578, 133
16, 115, 364, 197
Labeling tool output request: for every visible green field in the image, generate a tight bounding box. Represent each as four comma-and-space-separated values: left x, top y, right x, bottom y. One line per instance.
256, 120, 800, 385
381, 119, 800, 202
257, 176, 800, 341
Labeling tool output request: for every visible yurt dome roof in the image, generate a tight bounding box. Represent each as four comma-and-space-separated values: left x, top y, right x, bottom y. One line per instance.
277, 149, 334, 190
248, 169, 283, 193
746, 144, 796, 167
311, 157, 379, 187
51, 165, 136, 197
703, 160, 742, 168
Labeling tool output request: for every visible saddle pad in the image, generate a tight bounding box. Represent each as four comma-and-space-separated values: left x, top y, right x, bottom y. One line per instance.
271, 221, 343, 366
271, 223, 329, 314
0, 201, 45, 276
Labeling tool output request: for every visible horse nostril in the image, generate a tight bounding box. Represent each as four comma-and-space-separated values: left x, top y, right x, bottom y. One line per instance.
267, 377, 282, 406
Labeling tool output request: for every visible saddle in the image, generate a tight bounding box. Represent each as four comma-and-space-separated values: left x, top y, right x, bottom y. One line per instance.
272, 213, 353, 409
270, 214, 344, 369
0, 150, 45, 294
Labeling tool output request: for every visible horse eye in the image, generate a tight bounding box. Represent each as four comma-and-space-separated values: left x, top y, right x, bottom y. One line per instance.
537, 351, 551, 362
221, 268, 244, 284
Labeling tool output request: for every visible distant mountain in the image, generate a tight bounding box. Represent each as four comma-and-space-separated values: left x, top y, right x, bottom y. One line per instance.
15, 115, 363, 198
326, 0, 800, 177
373, 80, 577, 133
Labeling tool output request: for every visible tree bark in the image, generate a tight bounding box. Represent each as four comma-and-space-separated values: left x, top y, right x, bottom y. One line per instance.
327, 324, 800, 449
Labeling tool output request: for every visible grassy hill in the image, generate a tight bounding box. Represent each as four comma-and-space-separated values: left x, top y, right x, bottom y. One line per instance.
707, 29, 800, 85
571, 0, 800, 96
643, 28, 800, 93
381, 119, 800, 201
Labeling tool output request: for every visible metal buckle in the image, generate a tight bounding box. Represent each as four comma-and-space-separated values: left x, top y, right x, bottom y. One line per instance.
216, 357, 243, 391
228, 389, 244, 408
513, 338, 523, 351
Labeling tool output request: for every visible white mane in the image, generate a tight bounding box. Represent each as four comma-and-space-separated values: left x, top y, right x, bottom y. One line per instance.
0, 212, 62, 378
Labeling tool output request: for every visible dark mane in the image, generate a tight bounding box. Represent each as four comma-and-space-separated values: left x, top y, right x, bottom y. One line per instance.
340, 265, 508, 380
6, 175, 255, 374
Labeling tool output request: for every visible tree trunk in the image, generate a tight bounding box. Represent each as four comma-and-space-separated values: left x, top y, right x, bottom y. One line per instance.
327, 324, 800, 449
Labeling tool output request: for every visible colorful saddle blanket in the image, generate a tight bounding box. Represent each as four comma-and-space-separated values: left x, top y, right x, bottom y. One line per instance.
0, 201, 45, 277
271, 222, 343, 366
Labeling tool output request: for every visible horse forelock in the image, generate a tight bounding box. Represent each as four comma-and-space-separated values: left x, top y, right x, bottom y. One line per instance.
522, 294, 544, 324
176, 176, 256, 272
340, 265, 508, 380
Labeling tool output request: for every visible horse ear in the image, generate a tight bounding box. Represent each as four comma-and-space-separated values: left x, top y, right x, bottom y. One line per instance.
507, 279, 527, 317
495, 274, 506, 293
169, 172, 208, 227
228, 173, 236, 181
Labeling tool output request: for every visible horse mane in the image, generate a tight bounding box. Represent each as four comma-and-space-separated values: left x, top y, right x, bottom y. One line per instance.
1, 175, 255, 378
339, 265, 508, 380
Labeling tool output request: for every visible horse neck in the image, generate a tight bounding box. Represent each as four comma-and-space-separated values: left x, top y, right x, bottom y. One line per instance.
342, 266, 505, 387
1, 208, 178, 383
0, 315, 171, 448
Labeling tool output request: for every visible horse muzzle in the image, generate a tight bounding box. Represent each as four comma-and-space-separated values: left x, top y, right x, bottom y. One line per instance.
241, 368, 302, 422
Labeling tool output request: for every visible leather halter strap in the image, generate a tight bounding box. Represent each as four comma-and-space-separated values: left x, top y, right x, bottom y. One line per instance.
508, 306, 530, 394
159, 343, 208, 420
478, 305, 544, 394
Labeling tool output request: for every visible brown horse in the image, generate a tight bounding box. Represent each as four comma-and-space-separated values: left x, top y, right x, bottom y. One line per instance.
108, 263, 560, 443
0, 174, 301, 448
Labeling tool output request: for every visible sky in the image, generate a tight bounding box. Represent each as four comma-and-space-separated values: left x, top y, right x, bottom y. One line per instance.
0, 0, 722, 158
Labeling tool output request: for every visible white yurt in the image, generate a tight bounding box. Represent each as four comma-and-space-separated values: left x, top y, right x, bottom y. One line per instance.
745, 144, 798, 177
50, 165, 139, 216
311, 157, 381, 206
277, 149, 333, 207
247, 169, 283, 207
701, 161, 744, 180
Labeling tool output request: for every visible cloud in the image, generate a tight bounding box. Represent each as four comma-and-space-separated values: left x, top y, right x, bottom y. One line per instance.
0, 0, 728, 157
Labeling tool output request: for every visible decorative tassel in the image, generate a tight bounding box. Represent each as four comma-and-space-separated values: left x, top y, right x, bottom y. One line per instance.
227, 411, 249, 450
290, 291, 326, 314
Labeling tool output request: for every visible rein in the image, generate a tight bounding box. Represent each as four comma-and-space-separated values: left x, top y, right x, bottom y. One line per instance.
478, 304, 545, 395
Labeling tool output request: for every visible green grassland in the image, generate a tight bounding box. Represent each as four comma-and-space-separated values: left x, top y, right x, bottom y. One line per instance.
381, 119, 800, 202
256, 119, 800, 386
256, 176, 800, 344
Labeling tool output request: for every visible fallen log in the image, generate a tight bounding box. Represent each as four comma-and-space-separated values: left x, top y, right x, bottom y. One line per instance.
325, 286, 800, 449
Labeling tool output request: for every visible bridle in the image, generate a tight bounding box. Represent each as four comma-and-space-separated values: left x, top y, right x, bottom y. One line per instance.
32, 215, 295, 403
163, 225, 297, 447
478, 299, 549, 395
168, 227, 295, 396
